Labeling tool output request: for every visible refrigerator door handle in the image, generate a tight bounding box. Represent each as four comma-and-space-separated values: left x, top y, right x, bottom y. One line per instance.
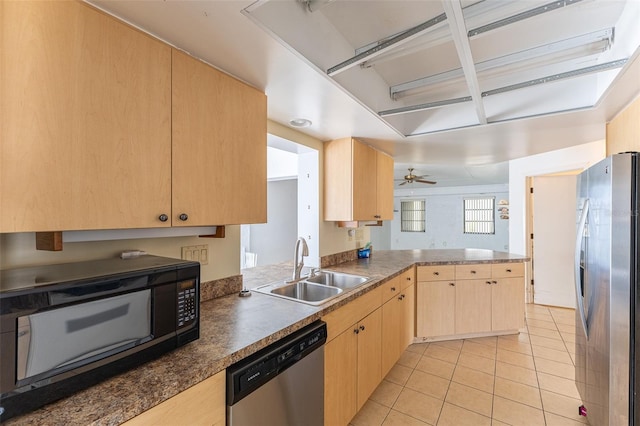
574, 198, 589, 339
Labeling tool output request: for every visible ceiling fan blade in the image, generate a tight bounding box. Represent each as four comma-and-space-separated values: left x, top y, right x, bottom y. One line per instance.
415, 179, 437, 184
398, 181, 408, 186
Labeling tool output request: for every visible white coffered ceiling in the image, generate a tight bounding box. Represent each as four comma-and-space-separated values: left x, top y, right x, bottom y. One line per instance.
88, 0, 640, 187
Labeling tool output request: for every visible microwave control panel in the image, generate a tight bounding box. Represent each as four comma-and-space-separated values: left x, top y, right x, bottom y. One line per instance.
177, 279, 197, 328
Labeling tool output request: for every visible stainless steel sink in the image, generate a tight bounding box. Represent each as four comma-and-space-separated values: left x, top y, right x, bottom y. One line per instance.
305, 271, 370, 289
254, 281, 343, 306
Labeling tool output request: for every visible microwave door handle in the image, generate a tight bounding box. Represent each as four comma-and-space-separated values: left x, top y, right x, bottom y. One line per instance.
575, 198, 589, 339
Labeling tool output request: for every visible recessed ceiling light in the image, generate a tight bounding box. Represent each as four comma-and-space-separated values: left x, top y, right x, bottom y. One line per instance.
289, 118, 312, 128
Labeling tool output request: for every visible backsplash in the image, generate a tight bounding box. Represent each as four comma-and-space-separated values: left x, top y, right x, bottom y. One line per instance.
201, 275, 243, 302
320, 249, 360, 268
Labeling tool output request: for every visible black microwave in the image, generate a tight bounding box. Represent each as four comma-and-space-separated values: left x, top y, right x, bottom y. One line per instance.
0, 255, 200, 421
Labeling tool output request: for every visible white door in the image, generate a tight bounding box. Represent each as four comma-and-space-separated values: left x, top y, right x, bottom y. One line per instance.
532, 174, 577, 308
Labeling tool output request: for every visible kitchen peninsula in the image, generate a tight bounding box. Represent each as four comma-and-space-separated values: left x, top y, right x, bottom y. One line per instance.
6, 249, 527, 425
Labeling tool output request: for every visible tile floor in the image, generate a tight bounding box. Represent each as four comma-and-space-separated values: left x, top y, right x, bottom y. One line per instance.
351, 304, 586, 426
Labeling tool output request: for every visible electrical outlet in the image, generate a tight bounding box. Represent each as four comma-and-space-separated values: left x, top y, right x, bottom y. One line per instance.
355, 229, 364, 241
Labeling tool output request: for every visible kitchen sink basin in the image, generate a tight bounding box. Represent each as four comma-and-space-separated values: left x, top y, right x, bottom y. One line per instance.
254, 281, 343, 306
305, 271, 370, 289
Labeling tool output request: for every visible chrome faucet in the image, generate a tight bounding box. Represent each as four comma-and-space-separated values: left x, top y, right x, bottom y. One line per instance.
292, 237, 309, 281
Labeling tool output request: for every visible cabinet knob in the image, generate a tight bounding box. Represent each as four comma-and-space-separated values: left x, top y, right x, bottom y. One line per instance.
391, 287, 396, 291
434, 272, 440, 276
179, 213, 188, 221
354, 328, 359, 334
158, 214, 169, 222
471, 270, 476, 274
492, 280, 498, 284
506, 269, 512, 273
406, 277, 411, 281
374, 215, 381, 219
359, 325, 365, 331
486, 281, 492, 285
449, 282, 455, 286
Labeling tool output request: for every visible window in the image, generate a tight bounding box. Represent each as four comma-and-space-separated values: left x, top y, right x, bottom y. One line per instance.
464, 197, 495, 234
401, 200, 425, 232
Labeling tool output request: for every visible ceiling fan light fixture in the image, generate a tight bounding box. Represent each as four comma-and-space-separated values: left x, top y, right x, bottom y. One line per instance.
289, 118, 312, 128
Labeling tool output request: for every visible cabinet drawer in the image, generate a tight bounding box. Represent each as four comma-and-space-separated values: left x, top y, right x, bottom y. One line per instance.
323, 285, 383, 341
455, 264, 491, 279
417, 265, 455, 281
380, 277, 401, 302
491, 262, 525, 278
400, 267, 415, 290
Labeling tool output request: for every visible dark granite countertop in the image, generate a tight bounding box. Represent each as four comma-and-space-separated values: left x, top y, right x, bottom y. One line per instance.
6, 249, 527, 425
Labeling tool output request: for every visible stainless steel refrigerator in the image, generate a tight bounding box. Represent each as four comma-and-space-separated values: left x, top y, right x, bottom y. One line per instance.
575, 152, 639, 425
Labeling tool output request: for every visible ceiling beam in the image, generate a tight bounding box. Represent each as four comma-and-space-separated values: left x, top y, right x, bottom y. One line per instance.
441, 0, 487, 124
326, 13, 447, 77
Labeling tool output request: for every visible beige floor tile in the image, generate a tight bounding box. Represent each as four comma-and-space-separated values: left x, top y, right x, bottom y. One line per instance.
457, 352, 496, 375
437, 402, 491, 426
382, 409, 429, 426
560, 331, 576, 344
491, 420, 510, 426
407, 342, 430, 355
526, 304, 551, 314
496, 349, 535, 370
550, 312, 575, 326
452, 365, 495, 393
556, 323, 575, 334
568, 351, 576, 365
497, 338, 533, 355
445, 381, 493, 417
534, 357, 575, 380
493, 377, 542, 409
525, 311, 554, 321
371, 380, 403, 408
415, 356, 456, 380
526, 318, 558, 331
465, 336, 498, 348
530, 334, 569, 351
405, 369, 450, 400
527, 325, 563, 340
544, 412, 588, 426
537, 372, 581, 399
492, 396, 546, 426
398, 350, 423, 369
462, 340, 497, 359
431, 339, 464, 350
351, 399, 391, 426
495, 361, 539, 388
540, 390, 588, 424
393, 388, 444, 426
424, 344, 461, 364
385, 364, 413, 386
531, 345, 574, 365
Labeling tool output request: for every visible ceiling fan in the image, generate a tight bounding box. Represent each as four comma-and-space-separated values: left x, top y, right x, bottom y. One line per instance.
397, 168, 437, 185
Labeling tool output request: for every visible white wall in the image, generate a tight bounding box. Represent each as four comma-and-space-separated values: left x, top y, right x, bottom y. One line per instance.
247, 179, 298, 266
508, 140, 606, 255
392, 184, 509, 251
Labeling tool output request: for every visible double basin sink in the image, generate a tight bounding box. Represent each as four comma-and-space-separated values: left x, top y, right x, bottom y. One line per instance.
253, 271, 370, 305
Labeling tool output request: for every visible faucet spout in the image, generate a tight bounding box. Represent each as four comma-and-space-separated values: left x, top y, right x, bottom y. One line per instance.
293, 237, 309, 281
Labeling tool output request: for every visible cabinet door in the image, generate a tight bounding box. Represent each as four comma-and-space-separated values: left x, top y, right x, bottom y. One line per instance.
455, 279, 492, 334
171, 49, 267, 226
492, 277, 525, 331
352, 140, 378, 221
416, 281, 456, 337
381, 295, 402, 376
1, 1, 171, 232
123, 370, 225, 426
376, 151, 394, 220
325, 326, 358, 426
357, 308, 382, 410
402, 283, 415, 349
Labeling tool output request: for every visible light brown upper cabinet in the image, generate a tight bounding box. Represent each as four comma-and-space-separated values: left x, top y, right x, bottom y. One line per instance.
171, 50, 267, 226
606, 96, 640, 156
1, 1, 267, 232
324, 138, 394, 222
1, 1, 172, 232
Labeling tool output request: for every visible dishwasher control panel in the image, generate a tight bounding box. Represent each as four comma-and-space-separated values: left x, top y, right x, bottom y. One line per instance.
227, 320, 327, 404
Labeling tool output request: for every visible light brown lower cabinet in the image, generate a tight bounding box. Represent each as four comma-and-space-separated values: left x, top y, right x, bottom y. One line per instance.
122, 370, 225, 426
416, 262, 525, 340
381, 269, 416, 376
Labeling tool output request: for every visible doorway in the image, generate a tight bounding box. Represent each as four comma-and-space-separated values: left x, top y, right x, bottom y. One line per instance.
528, 173, 579, 308
241, 134, 319, 269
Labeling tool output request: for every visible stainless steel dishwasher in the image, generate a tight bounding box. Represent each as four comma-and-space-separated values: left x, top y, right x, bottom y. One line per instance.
226, 320, 327, 426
